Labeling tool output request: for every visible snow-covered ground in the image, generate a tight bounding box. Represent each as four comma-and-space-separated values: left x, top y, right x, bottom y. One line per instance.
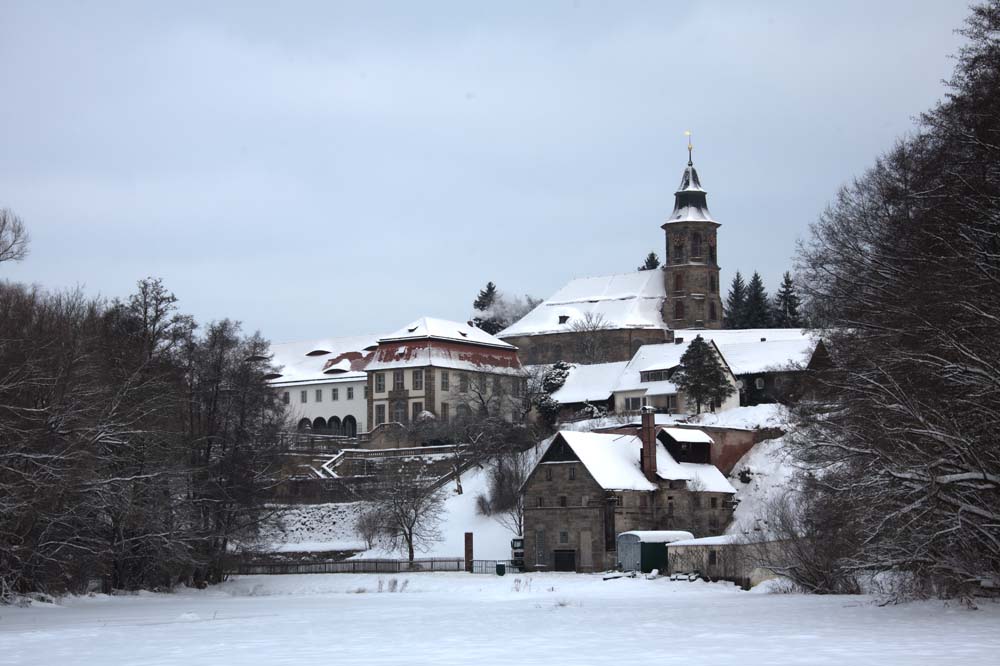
261, 464, 518, 559
2, 573, 997, 665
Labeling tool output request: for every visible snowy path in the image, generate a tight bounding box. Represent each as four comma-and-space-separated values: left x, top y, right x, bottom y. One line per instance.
1, 574, 997, 665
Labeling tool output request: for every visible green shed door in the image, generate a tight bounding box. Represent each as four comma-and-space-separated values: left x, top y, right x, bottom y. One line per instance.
640, 542, 668, 573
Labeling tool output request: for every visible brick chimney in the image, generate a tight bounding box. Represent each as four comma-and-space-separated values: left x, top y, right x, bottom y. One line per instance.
640, 406, 657, 482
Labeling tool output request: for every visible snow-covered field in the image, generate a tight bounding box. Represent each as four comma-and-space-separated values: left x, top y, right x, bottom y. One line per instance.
2, 573, 997, 665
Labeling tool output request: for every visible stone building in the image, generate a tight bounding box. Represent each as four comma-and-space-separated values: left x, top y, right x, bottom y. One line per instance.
365, 317, 526, 447
497, 151, 724, 365
662, 150, 724, 329
520, 410, 736, 572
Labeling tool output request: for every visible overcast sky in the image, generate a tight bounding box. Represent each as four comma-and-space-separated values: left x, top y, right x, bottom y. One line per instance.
0, 1, 970, 342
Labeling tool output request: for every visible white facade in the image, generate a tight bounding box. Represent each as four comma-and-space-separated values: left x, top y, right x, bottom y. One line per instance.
273, 376, 367, 435
268, 334, 378, 435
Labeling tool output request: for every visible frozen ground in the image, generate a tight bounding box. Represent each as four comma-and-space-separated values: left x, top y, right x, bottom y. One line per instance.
2, 573, 998, 666
259, 464, 518, 559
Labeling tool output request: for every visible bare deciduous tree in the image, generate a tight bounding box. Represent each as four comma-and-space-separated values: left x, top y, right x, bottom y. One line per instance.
0, 208, 29, 264
569, 312, 614, 364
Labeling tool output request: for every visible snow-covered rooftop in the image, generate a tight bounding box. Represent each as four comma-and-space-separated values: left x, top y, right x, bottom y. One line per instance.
660, 427, 714, 444
686, 329, 816, 375
498, 271, 668, 338
549, 361, 629, 404
268, 335, 378, 385
619, 530, 695, 543
550, 430, 735, 494
613, 341, 692, 396
380, 317, 514, 349
667, 534, 742, 547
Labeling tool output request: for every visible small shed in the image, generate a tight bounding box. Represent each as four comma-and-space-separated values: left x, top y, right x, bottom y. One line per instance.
616, 531, 694, 573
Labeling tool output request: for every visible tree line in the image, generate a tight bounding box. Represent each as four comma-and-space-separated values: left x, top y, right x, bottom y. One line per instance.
775, 1, 1000, 599
0, 219, 285, 599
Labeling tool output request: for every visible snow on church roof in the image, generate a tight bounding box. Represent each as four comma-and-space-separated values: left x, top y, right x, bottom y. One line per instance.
498, 271, 667, 338
380, 317, 515, 349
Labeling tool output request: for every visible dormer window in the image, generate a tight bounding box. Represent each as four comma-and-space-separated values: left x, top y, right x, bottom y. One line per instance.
458, 330, 468, 337
558, 315, 570, 325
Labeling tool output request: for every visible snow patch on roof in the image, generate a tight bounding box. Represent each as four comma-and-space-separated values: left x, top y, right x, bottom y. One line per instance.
619, 530, 695, 543
498, 271, 667, 338
549, 361, 629, 404
613, 341, 691, 394
268, 335, 378, 385
660, 427, 714, 444
380, 317, 514, 349
668, 534, 741, 547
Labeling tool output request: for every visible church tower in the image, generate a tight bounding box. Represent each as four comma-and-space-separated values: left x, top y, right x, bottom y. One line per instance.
661, 140, 723, 329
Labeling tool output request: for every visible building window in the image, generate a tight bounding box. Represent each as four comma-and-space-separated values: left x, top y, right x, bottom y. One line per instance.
440, 402, 449, 422
709, 302, 718, 321
460, 373, 469, 392
674, 301, 685, 320
413, 369, 423, 391
755, 377, 765, 390
392, 401, 406, 423
558, 496, 567, 508
536, 496, 543, 508
568, 466, 576, 480
375, 373, 385, 392
412, 402, 423, 421
558, 315, 570, 325
559, 531, 569, 544
708, 550, 718, 566
667, 394, 678, 412
709, 275, 717, 293
711, 497, 718, 509
347, 387, 354, 400
393, 370, 404, 391
375, 404, 386, 425
282, 392, 290, 404
581, 495, 589, 506
624, 396, 644, 411
441, 371, 449, 391
332, 388, 339, 401
545, 467, 552, 481
492, 376, 501, 393
300, 390, 308, 403
673, 242, 684, 263
709, 245, 716, 263
511, 377, 522, 397
692, 232, 703, 258
364, 385, 369, 399
315, 389, 323, 402
674, 273, 684, 292
535, 530, 546, 565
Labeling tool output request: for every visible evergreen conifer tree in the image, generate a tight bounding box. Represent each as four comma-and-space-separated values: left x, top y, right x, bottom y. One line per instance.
724, 271, 747, 328
472, 281, 504, 334
637, 252, 660, 271
673, 335, 735, 414
771, 271, 802, 328
743, 272, 771, 328
473, 282, 498, 311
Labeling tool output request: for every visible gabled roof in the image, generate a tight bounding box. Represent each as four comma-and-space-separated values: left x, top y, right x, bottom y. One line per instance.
497, 271, 667, 338
380, 317, 514, 349
684, 329, 816, 375
613, 338, 733, 396
548, 361, 629, 404
268, 335, 378, 385
544, 430, 735, 494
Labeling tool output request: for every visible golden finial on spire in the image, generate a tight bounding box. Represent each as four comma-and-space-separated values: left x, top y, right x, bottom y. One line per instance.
684, 130, 693, 166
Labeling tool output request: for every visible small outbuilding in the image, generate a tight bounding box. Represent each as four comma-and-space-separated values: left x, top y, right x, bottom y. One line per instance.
616, 531, 694, 573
